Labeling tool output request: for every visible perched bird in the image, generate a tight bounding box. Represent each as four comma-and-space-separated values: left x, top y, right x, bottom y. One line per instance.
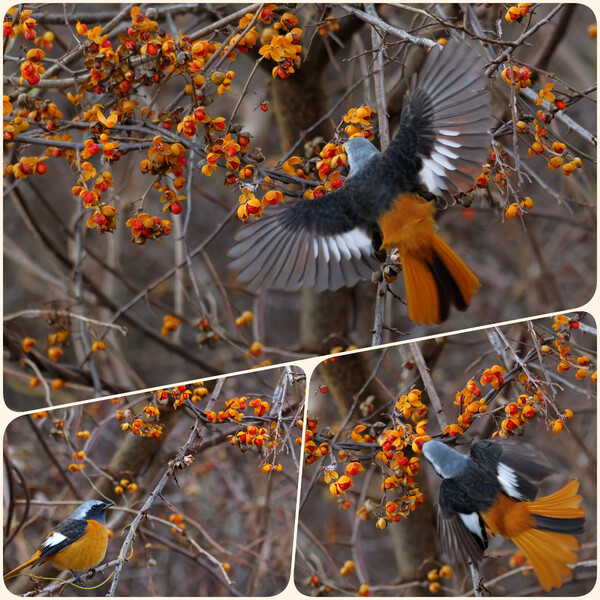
422, 439, 586, 591
4, 500, 114, 583
229, 38, 492, 324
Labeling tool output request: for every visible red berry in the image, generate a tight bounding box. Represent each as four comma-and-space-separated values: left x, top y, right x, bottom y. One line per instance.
146, 43, 158, 56
24, 29, 36, 40
169, 202, 182, 214
346, 464, 360, 476
238, 135, 249, 146
162, 121, 171, 130
3, 24, 13, 37
88, 143, 99, 155
23, 64, 35, 76
120, 80, 130, 93
18, 162, 32, 175
27, 74, 40, 85
570, 320, 580, 329
178, 157, 187, 166
36, 163, 47, 174
194, 108, 205, 120
98, 181, 108, 192
260, 103, 268, 112
555, 99, 567, 110
476, 175, 488, 188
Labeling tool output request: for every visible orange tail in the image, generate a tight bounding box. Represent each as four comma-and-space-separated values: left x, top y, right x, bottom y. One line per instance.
4, 550, 42, 580
512, 481, 586, 591
401, 233, 480, 324
377, 193, 480, 324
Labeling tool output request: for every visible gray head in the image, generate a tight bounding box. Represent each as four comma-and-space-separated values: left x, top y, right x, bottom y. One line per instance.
344, 137, 380, 176
422, 440, 470, 479
71, 499, 114, 524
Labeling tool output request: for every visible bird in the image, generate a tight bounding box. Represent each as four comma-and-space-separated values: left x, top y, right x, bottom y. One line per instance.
4, 500, 114, 583
422, 438, 586, 591
229, 37, 492, 325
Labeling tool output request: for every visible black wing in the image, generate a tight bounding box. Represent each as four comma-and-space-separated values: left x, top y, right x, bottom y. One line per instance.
37, 518, 87, 563
386, 38, 492, 204
470, 439, 553, 501
229, 182, 378, 292
437, 479, 488, 566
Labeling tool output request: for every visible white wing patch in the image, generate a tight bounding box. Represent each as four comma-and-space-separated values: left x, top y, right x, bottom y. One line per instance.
459, 512, 484, 541
498, 462, 522, 499
434, 143, 459, 160
420, 157, 446, 195
438, 129, 461, 137
337, 228, 372, 253
41, 531, 67, 550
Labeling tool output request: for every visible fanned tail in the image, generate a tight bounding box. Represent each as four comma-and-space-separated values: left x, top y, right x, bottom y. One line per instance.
401, 233, 480, 324
512, 528, 580, 591
513, 481, 585, 591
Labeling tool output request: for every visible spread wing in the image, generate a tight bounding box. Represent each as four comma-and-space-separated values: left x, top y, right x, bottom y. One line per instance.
229, 185, 378, 292
437, 479, 488, 566
388, 37, 492, 205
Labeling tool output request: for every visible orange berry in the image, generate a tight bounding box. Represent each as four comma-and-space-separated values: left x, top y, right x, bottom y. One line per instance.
22, 337, 36, 352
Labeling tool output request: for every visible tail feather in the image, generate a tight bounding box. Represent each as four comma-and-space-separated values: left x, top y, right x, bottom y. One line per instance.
431, 234, 480, 308
529, 480, 585, 517
512, 529, 579, 591
402, 250, 440, 324
400, 233, 480, 324
513, 480, 585, 591
4, 551, 41, 580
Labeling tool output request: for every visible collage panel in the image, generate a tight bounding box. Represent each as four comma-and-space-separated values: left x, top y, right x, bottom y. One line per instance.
3, 366, 304, 596
295, 314, 597, 596
2, 3, 597, 409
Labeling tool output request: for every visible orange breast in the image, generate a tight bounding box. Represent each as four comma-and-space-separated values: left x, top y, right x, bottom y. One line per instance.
49, 520, 109, 573
482, 494, 534, 539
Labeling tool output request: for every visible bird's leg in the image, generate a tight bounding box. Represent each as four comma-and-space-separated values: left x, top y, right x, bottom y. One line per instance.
70, 571, 86, 586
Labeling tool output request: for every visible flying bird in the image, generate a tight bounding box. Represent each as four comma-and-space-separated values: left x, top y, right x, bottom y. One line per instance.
4, 500, 114, 584
422, 439, 586, 591
229, 38, 492, 324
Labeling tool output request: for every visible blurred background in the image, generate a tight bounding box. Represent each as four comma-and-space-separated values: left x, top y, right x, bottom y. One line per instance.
295, 314, 596, 596
4, 366, 303, 596
3, 3, 596, 409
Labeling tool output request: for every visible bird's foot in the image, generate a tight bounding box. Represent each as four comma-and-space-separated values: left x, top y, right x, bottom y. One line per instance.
70, 571, 86, 586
